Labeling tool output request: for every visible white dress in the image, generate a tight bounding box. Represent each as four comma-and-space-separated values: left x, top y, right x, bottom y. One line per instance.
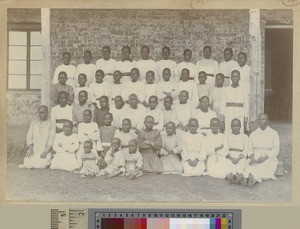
135, 59, 158, 83
76, 63, 97, 86
95, 58, 117, 84
176, 61, 197, 81
226, 132, 249, 175
53, 64, 77, 89
124, 150, 143, 177
50, 133, 80, 171
156, 59, 178, 82
196, 58, 219, 87
177, 81, 199, 108
115, 60, 136, 83
192, 109, 217, 135
121, 81, 145, 102
206, 132, 230, 179
110, 83, 123, 101
231, 64, 251, 95
244, 126, 280, 182
114, 129, 138, 149
161, 108, 174, 127
197, 83, 212, 101
102, 149, 126, 176
89, 81, 111, 105
80, 151, 102, 176
210, 87, 225, 120
171, 102, 193, 129
144, 84, 157, 103
219, 60, 239, 87
51, 105, 73, 129
110, 106, 124, 128
156, 81, 178, 104
146, 108, 164, 131
119, 104, 147, 130
181, 132, 207, 176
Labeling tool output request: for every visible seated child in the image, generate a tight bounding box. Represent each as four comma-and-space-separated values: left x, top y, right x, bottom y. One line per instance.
143, 70, 157, 107
114, 118, 138, 150
19, 105, 55, 169
226, 118, 249, 184
110, 70, 123, 102
197, 71, 212, 100
89, 69, 111, 107
50, 120, 80, 172
138, 115, 163, 173
110, 96, 125, 128
192, 96, 217, 136
101, 138, 125, 178
206, 118, 230, 179
124, 139, 143, 179
99, 113, 118, 154
77, 110, 102, 166
181, 118, 207, 176
79, 140, 102, 178
51, 91, 73, 133
146, 95, 164, 131
50, 71, 74, 107
74, 73, 92, 104
161, 96, 175, 128
93, 95, 110, 128
159, 122, 183, 174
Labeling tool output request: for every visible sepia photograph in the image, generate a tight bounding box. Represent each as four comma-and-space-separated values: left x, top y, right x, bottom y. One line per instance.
5, 8, 292, 202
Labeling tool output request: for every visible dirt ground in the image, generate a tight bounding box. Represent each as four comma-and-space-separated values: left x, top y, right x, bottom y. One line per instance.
5, 122, 292, 202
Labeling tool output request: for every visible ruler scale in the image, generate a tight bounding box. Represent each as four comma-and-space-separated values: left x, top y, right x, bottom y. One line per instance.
51, 209, 241, 229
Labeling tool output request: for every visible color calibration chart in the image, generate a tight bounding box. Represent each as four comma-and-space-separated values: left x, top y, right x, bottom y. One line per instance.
51, 208, 241, 229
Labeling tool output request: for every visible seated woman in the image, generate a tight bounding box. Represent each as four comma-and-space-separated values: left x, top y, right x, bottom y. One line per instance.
19, 105, 56, 169
244, 113, 280, 187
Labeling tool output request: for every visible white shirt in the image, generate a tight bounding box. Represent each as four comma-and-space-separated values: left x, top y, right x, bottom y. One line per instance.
146, 108, 164, 131
51, 105, 73, 129
176, 61, 197, 81
119, 104, 147, 130
156, 59, 178, 82
144, 84, 157, 103
115, 60, 136, 83
231, 64, 250, 94
110, 106, 124, 128
53, 64, 77, 89
121, 81, 145, 102
219, 60, 239, 87
89, 81, 111, 103
171, 102, 193, 126
156, 81, 178, 102
192, 109, 217, 130
95, 58, 117, 84
135, 59, 157, 83
110, 84, 123, 100
76, 63, 97, 86
177, 81, 199, 108
196, 58, 219, 86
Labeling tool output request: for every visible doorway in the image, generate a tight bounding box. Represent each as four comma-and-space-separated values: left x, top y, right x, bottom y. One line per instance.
264, 27, 293, 121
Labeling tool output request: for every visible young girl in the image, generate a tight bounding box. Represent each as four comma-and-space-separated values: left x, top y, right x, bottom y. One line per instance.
95, 46, 116, 84
76, 50, 96, 86
210, 73, 225, 120
74, 73, 92, 104
115, 46, 136, 83
89, 69, 111, 107
51, 91, 73, 134
226, 118, 248, 184
102, 138, 125, 179
110, 70, 123, 101
77, 110, 102, 166
99, 113, 118, 154
93, 95, 110, 128
50, 120, 80, 172
138, 115, 163, 173
146, 96, 164, 132
110, 96, 125, 128
206, 118, 230, 179
79, 140, 102, 178
197, 71, 212, 100
192, 96, 217, 136
143, 71, 157, 107
181, 118, 207, 176
124, 139, 143, 179
114, 119, 138, 150
160, 122, 183, 175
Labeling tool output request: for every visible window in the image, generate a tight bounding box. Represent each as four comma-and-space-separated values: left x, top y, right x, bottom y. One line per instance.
8, 24, 42, 90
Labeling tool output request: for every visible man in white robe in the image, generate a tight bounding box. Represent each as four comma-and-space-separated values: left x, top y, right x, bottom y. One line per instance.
156, 46, 178, 82
218, 48, 239, 87
176, 49, 197, 81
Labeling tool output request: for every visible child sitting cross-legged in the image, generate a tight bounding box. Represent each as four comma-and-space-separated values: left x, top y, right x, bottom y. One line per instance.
124, 139, 143, 179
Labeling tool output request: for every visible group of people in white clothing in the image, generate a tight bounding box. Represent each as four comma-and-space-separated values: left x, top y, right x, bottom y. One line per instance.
19, 45, 280, 187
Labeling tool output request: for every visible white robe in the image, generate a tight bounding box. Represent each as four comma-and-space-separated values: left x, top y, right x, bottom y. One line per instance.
162, 108, 174, 127
95, 58, 117, 84
110, 83, 123, 101
197, 83, 212, 101
53, 64, 77, 89
76, 63, 97, 86
119, 105, 147, 130
231, 64, 251, 95
146, 108, 164, 132
192, 109, 217, 135
89, 81, 111, 104
121, 81, 145, 102
156, 81, 178, 103
156, 59, 178, 82
244, 126, 280, 182
124, 150, 143, 177
171, 102, 193, 127
110, 106, 124, 128
210, 87, 225, 120
219, 60, 239, 87
196, 58, 219, 86
51, 105, 73, 129
177, 81, 199, 108
144, 84, 157, 103
102, 149, 126, 175
176, 61, 197, 81
115, 60, 136, 83
135, 59, 158, 83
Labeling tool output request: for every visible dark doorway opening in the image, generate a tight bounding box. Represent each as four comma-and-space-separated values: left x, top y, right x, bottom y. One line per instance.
265, 28, 293, 121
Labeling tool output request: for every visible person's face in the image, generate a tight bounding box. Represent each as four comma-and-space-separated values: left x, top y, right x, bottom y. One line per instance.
58, 94, 68, 106
164, 97, 172, 109
83, 142, 92, 154
111, 139, 120, 151
162, 48, 170, 60
188, 120, 199, 134
179, 91, 189, 103
181, 69, 190, 81
83, 111, 92, 123
238, 54, 247, 67
102, 48, 111, 59
184, 51, 192, 62
146, 73, 154, 84
113, 72, 122, 83
100, 98, 108, 108
121, 48, 130, 60
148, 97, 157, 110
165, 123, 175, 136
200, 98, 209, 110
95, 72, 104, 83
83, 52, 92, 64
128, 141, 137, 154
203, 47, 211, 59
114, 97, 124, 109
63, 122, 73, 135
129, 95, 138, 108
231, 120, 241, 134
162, 69, 171, 81
122, 120, 131, 133
258, 114, 269, 129
58, 74, 68, 84
231, 72, 240, 85
198, 73, 207, 84
215, 75, 224, 87
141, 47, 150, 59
210, 120, 220, 134
103, 114, 112, 126
78, 74, 87, 86
78, 92, 87, 104
62, 54, 71, 65
38, 107, 48, 121
144, 117, 155, 130
131, 70, 139, 82
224, 50, 233, 61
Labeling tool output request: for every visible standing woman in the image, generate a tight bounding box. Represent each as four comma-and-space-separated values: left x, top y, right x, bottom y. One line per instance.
115, 46, 136, 83
221, 70, 249, 134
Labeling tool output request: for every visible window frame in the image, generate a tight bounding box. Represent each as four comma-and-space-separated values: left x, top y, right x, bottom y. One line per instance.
7, 23, 42, 91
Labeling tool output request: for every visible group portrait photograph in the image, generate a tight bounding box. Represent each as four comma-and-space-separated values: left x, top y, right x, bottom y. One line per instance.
4, 8, 292, 202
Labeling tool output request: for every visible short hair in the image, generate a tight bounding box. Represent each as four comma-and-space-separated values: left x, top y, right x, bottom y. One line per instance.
224, 48, 233, 54
163, 68, 171, 73
122, 46, 131, 53
95, 69, 105, 76
122, 118, 131, 124
189, 118, 198, 125
180, 90, 189, 96
164, 95, 173, 103
258, 113, 269, 120
181, 68, 190, 74
231, 118, 241, 125
183, 49, 192, 55
210, 117, 220, 125
165, 121, 176, 128
198, 71, 207, 76
238, 52, 247, 58
149, 95, 158, 103
58, 71, 67, 77
63, 120, 73, 127
162, 46, 170, 52
141, 45, 150, 52
104, 112, 113, 119
78, 90, 88, 96
62, 52, 71, 57
216, 73, 225, 79
114, 95, 123, 101
203, 46, 212, 51
83, 109, 92, 116
84, 140, 93, 147
58, 91, 68, 99
84, 50, 92, 56
99, 95, 109, 102
128, 139, 138, 146
102, 46, 111, 52
200, 96, 209, 102
113, 70, 122, 75
112, 137, 121, 145
78, 73, 87, 79
129, 93, 138, 100
38, 105, 48, 112
231, 70, 240, 76
146, 70, 155, 76
131, 68, 139, 73
145, 115, 154, 121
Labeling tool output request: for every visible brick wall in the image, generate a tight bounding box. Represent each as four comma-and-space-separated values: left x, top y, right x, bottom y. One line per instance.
7, 8, 41, 24
50, 9, 251, 77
